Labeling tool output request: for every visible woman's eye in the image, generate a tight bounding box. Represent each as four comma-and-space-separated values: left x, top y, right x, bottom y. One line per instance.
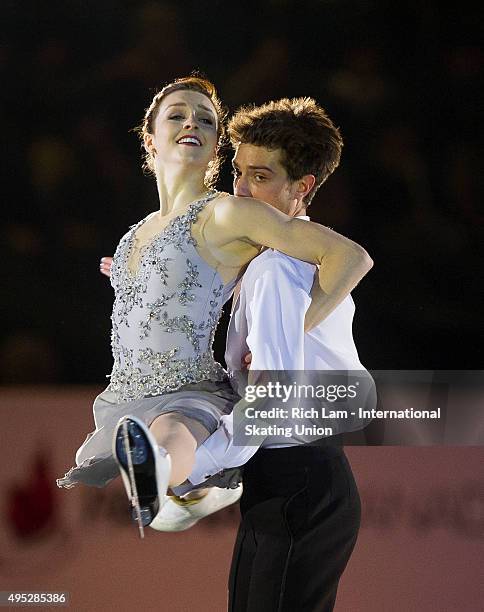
169, 114, 184, 120
200, 117, 214, 125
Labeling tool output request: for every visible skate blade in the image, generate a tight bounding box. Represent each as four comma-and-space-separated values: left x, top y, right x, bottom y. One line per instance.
122, 420, 145, 539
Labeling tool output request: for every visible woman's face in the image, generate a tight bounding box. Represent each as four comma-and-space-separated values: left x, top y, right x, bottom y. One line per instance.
147, 89, 218, 172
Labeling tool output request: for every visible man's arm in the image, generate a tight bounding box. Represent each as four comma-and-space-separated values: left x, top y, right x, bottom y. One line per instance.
188, 256, 311, 485
210, 196, 373, 332
244, 255, 309, 371
99, 257, 113, 277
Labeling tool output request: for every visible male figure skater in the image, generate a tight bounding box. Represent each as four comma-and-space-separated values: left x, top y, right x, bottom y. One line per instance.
190, 98, 368, 612
101, 97, 370, 611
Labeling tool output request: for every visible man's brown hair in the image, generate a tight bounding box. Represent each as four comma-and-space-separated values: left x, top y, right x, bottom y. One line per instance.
228, 97, 343, 205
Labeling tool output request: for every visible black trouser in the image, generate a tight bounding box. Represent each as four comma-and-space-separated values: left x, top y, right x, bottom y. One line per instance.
228, 445, 361, 612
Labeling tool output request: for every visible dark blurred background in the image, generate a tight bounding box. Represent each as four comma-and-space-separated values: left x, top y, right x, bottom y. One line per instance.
1, 0, 482, 385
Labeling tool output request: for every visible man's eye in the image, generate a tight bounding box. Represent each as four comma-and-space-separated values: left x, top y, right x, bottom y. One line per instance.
254, 175, 266, 182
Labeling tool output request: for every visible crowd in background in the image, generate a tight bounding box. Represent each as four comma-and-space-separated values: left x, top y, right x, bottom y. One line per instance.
2, 1, 481, 383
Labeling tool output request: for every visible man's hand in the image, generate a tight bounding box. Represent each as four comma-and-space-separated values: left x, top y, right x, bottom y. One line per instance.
99, 256, 113, 278
242, 352, 252, 371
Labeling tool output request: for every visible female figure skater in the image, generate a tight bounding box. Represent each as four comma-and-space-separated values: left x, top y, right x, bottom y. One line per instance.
57, 76, 372, 537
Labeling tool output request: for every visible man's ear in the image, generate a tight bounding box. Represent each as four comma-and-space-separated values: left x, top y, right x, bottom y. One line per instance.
295, 174, 316, 200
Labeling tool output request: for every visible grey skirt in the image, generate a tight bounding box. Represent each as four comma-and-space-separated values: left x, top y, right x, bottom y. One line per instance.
56, 379, 237, 490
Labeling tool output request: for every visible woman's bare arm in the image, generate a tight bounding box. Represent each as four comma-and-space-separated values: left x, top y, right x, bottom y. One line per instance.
211, 196, 373, 331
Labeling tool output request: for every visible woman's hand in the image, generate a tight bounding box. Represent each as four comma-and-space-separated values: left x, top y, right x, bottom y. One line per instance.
99, 257, 113, 278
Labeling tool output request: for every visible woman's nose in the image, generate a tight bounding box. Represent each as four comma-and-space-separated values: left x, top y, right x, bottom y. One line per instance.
183, 114, 198, 130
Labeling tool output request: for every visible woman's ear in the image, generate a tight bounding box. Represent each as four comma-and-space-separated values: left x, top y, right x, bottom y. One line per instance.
144, 133, 156, 156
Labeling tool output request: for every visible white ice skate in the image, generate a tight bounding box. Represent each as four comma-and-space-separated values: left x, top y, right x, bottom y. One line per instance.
113, 415, 171, 538
150, 484, 243, 532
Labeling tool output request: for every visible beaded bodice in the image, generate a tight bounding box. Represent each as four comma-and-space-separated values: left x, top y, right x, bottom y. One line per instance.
108, 192, 233, 403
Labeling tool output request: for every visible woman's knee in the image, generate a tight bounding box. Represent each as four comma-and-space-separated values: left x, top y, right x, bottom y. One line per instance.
150, 412, 186, 434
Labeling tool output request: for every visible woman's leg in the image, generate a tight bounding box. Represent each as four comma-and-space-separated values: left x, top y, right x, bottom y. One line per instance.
149, 412, 210, 488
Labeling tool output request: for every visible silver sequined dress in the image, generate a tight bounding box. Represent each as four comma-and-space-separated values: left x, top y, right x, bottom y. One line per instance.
57, 191, 238, 489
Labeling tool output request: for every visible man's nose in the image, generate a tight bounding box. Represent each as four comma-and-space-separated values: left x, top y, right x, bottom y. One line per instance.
234, 176, 251, 197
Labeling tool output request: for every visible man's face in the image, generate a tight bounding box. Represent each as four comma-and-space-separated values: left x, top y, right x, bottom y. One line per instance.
232, 144, 305, 217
